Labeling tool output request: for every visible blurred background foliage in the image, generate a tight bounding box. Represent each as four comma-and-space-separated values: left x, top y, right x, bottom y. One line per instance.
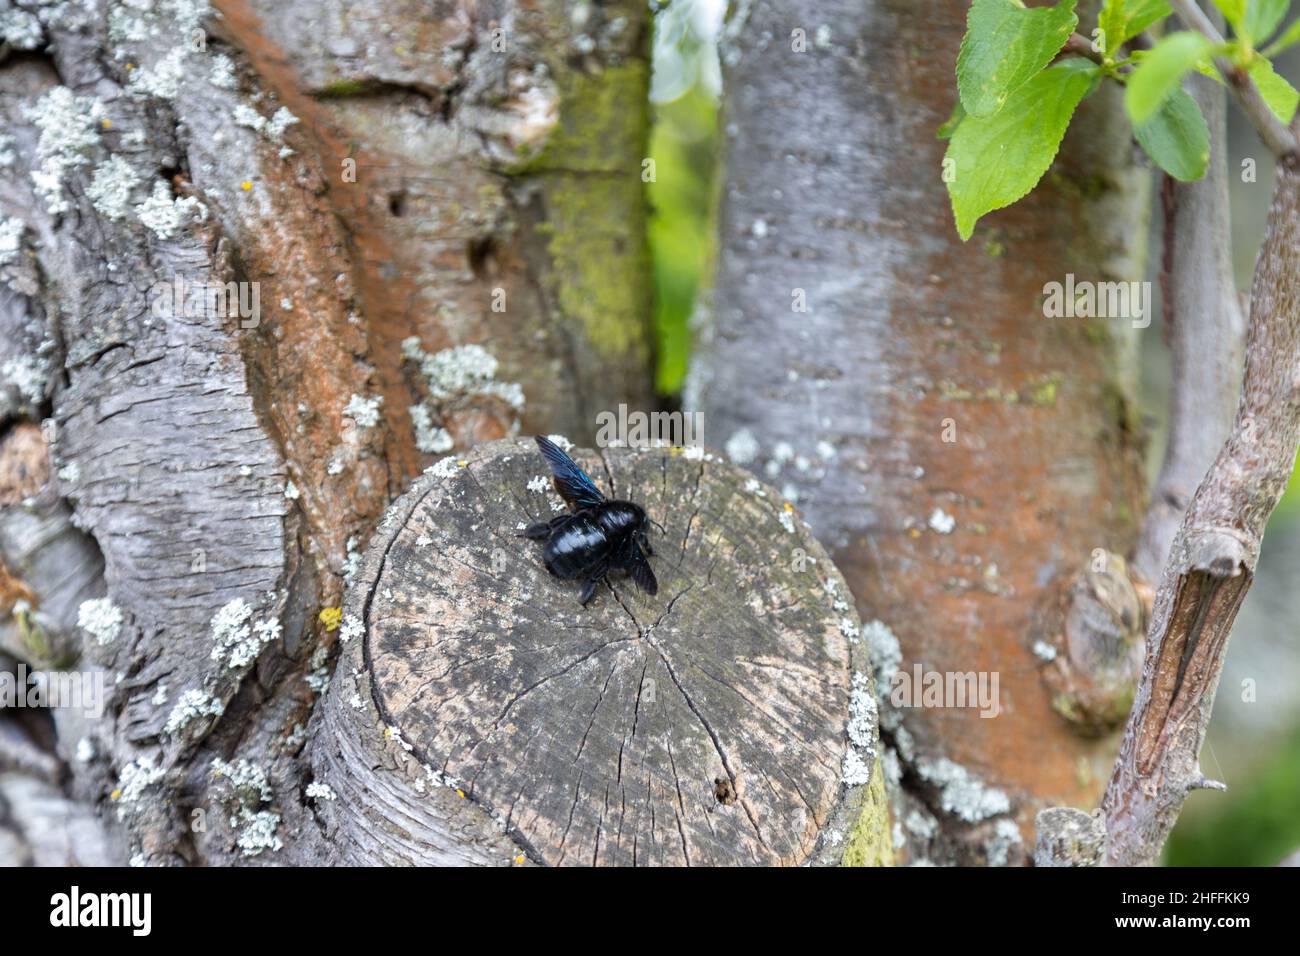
647, 0, 721, 394
648, 0, 1299, 865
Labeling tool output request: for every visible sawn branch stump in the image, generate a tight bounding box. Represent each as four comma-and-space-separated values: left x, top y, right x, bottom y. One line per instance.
309, 438, 888, 866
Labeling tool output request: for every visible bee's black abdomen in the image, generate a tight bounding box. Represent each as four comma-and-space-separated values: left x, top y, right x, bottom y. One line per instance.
542, 513, 609, 580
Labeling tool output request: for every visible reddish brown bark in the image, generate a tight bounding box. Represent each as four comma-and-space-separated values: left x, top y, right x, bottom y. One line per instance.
695, 0, 1149, 863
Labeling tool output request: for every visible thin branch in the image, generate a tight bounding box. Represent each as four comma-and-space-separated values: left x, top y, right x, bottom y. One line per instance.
1062, 32, 1105, 65
1135, 73, 1245, 583
1102, 157, 1300, 867
1169, 0, 1300, 157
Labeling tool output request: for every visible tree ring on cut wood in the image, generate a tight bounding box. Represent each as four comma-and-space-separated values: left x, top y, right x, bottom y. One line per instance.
314, 437, 882, 866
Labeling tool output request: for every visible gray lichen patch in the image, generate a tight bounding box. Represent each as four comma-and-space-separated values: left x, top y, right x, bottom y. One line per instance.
401, 338, 525, 453
210, 758, 284, 857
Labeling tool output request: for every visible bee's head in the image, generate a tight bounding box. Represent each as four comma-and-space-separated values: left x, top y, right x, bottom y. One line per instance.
634, 505, 666, 543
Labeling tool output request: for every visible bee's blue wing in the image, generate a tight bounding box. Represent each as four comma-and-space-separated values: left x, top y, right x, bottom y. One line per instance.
535, 436, 605, 510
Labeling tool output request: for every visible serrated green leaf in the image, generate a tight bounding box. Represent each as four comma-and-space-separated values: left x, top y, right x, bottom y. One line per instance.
957, 0, 1079, 117
1125, 31, 1215, 124
1245, 0, 1291, 44
1123, 0, 1175, 37
1098, 0, 1127, 55
1247, 55, 1300, 121
946, 59, 1100, 240
1134, 87, 1211, 180
1262, 17, 1300, 55
1099, 0, 1173, 55
938, 99, 967, 140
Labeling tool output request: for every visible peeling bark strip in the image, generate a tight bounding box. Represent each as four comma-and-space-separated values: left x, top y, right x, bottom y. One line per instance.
1103, 163, 1300, 867
695, 0, 1148, 863
309, 438, 890, 865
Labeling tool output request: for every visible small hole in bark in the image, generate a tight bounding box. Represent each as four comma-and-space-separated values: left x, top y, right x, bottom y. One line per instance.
467, 236, 496, 278
714, 776, 736, 806
388, 190, 407, 217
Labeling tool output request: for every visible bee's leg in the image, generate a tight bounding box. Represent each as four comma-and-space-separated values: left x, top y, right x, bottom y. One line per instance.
578, 562, 609, 606
520, 514, 569, 540
578, 578, 600, 606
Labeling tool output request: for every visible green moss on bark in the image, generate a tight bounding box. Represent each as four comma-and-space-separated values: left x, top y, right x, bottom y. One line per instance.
842, 764, 895, 867
515, 63, 654, 369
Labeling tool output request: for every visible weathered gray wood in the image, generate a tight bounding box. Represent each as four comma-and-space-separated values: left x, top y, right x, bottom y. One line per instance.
311, 438, 888, 865
0, 771, 124, 866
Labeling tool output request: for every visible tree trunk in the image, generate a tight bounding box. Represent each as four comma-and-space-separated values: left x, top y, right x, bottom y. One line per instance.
0, 0, 654, 866
691, 0, 1151, 864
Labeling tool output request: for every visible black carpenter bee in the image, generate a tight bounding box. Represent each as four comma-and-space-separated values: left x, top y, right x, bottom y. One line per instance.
521, 436, 658, 606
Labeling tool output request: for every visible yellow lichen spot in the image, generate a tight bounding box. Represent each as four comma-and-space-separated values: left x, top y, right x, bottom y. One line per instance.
101, 118, 112, 129
383, 726, 395, 739
909, 528, 922, 538
319, 607, 342, 631
125, 63, 135, 70
241, 180, 253, 191
110, 788, 122, 800
669, 446, 684, 457
457, 460, 468, 467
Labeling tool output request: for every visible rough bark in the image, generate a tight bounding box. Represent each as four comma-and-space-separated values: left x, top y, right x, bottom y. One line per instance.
0, 0, 654, 866
308, 438, 891, 865
691, 0, 1150, 864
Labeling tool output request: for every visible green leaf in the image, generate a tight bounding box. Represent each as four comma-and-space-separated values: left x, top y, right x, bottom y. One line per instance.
1247, 55, 1300, 121
1212, 0, 1249, 32
1099, 0, 1173, 55
946, 59, 1100, 240
1125, 31, 1215, 125
957, 0, 1079, 117
1194, 59, 1227, 82
1262, 17, 1300, 55
1245, 0, 1291, 44
1134, 87, 1211, 180
937, 99, 967, 140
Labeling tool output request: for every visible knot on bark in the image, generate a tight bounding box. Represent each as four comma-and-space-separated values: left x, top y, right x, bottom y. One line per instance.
1036, 550, 1147, 735
1033, 806, 1106, 867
